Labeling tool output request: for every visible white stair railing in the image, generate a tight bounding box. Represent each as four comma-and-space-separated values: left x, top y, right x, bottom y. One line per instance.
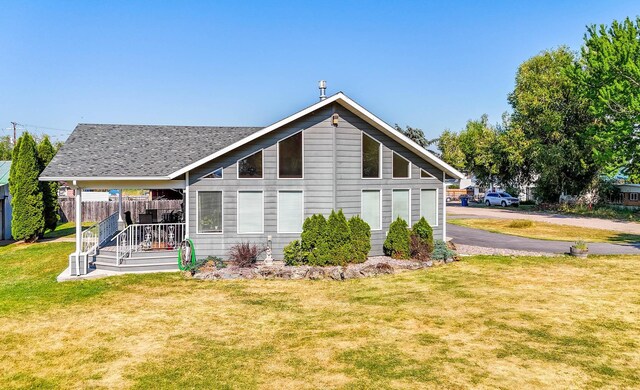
112, 223, 186, 265
81, 212, 119, 257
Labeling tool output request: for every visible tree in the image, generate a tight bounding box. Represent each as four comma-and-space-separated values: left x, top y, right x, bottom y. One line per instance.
574, 17, 640, 181
508, 47, 598, 201
9, 132, 44, 242
457, 115, 501, 187
0, 136, 12, 160
37, 136, 59, 232
437, 130, 466, 172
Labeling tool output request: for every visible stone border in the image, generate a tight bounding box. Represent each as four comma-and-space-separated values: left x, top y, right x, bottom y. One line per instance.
193, 256, 456, 281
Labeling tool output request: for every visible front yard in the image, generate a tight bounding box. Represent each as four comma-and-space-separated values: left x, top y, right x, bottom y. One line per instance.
1, 241, 639, 388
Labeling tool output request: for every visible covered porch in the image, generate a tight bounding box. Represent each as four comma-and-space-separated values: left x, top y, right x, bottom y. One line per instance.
66, 178, 187, 277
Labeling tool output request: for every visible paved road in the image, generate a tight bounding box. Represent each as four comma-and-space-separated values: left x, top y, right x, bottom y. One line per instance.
447, 223, 640, 255
448, 204, 640, 234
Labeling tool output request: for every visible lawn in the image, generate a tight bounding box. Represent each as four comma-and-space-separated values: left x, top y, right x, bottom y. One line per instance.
1, 242, 639, 388
449, 218, 640, 243
42, 221, 93, 239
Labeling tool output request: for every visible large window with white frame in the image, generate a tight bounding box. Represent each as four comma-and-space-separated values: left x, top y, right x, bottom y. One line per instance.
392, 189, 410, 224
278, 131, 303, 178
278, 190, 304, 233
420, 189, 438, 226
238, 150, 263, 179
392, 152, 410, 178
362, 133, 381, 178
237, 190, 263, 233
361, 190, 382, 230
197, 191, 223, 233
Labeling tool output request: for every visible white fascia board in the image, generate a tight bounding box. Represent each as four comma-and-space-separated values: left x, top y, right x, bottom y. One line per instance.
168, 91, 465, 180
39, 176, 171, 181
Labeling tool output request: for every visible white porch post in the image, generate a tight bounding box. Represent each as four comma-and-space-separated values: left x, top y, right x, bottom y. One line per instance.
117, 189, 124, 230
75, 185, 83, 275
442, 171, 447, 241
185, 172, 190, 238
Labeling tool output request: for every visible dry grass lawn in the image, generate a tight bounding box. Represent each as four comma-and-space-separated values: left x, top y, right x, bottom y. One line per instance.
449, 218, 640, 243
1, 241, 639, 388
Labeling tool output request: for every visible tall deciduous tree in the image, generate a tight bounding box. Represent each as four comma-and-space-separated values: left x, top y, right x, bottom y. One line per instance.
508, 47, 597, 201
37, 136, 59, 232
458, 115, 501, 187
574, 17, 640, 181
9, 133, 44, 242
437, 130, 466, 172
0, 136, 12, 160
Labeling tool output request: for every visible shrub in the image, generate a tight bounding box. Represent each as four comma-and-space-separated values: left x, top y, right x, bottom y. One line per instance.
349, 215, 371, 263
573, 240, 588, 250
325, 210, 352, 266
228, 241, 265, 268
410, 235, 432, 261
37, 136, 59, 233
507, 220, 534, 228
301, 214, 327, 252
284, 240, 305, 266
412, 217, 434, 249
432, 239, 456, 261
384, 217, 411, 259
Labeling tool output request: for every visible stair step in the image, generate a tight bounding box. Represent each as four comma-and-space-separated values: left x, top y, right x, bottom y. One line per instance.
94, 261, 179, 273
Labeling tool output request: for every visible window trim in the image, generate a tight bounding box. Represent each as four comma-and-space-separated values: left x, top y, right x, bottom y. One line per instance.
392, 151, 412, 179
420, 168, 436, 179
277, 130, 304, 180
236, 149, 265, 180
419, 188, 439, 227
202, 167, 223, 179
392, 188, 411, 226
277, 190, 305, 233
360, 189, 382, 231
236, 190, 264, 234
196, 190, 224, 235
361, 132, 382, 179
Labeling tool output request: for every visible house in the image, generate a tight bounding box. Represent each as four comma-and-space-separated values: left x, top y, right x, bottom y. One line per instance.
40, 91, 464, 276
0, 161, 12, 240
615, 184, 640, 207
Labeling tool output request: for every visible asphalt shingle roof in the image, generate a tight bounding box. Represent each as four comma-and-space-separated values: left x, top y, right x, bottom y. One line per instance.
40, 124, 263, 178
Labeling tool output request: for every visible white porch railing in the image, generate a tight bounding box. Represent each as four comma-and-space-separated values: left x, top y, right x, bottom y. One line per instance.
111, 223, 186, 264
81, 212, 120, 256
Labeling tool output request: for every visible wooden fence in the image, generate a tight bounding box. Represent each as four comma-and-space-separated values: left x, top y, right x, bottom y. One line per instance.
58, 199, 183, 223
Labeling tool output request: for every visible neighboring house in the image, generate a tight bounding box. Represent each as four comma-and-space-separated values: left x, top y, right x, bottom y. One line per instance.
40, 92, 464, 276
0, 161, 12, 240
615, 184, 640, 207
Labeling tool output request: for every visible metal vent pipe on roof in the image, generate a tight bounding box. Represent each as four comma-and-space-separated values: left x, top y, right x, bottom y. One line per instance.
319, 80, 327, 100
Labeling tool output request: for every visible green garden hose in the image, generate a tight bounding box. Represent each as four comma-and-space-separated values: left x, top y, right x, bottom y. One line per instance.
178, 238, 196, 271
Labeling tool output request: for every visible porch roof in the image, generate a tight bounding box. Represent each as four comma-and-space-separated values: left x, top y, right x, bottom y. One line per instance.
40, 124, 262, 180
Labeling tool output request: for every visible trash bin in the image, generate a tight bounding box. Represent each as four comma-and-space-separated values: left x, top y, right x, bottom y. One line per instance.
460, 196, 469, 207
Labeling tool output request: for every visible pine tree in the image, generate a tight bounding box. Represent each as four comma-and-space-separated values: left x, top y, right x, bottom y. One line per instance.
37, 136, 59, 233
10, 133, 44, 242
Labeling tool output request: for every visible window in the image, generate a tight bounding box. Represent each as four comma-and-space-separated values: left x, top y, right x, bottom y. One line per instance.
278, 191, 303, 232
202, 167, 223, 179
420, 169, 435, 179
238, 150, 263, 179
420, 189, 438, 226
278, 131, 303, 178
392, 189, 410, 224
237, 191, 263, 233
392, 152, 410, 178
362, 133, 381, 178
361, 190, 381, 230
631, 193, 639, 201
197, 191, 223, 233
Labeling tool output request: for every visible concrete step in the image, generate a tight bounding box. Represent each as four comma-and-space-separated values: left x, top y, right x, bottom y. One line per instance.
94, 261, 179, 273
98, 249, 178, 259
95, 254, 177, 265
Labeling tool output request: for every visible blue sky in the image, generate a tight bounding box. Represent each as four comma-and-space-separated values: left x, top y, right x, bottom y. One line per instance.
0, 1, 638, 142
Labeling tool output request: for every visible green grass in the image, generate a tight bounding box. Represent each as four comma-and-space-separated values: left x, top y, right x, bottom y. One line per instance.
0, 241, 639, 388
449, 218, 640, 243
42, 221, 94, 239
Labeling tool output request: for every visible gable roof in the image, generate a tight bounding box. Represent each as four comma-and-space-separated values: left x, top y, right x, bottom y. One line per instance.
0, 161, 10, 186
40, 92, 464, 181
40, 124, 262, 180
169, 92, 464, 179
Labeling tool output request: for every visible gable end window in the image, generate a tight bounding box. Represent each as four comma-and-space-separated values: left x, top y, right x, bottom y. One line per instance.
392, 152, 410, 178
202, 167, 223, 179
238, 150, 263, 179
278, 131, 303, 178
420, 169, 435, 179
362, 133, 381, 178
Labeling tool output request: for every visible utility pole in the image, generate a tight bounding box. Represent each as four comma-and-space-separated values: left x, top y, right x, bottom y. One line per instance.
10, 122, 17, 145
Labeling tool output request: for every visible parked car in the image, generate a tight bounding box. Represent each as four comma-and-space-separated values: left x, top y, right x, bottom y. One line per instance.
484, 192, 520, 207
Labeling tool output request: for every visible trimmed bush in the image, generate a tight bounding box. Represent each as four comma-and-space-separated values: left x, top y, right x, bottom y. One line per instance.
37, 136, 59, 233
284, 240, 305, 266
325, 210, 352, 265
301, 214, 327, 252
9, 132, 44, 242
410, 217, 434, 260
432, 239, 456, 261
383, 217, 411, 259
349, 215, 371, 263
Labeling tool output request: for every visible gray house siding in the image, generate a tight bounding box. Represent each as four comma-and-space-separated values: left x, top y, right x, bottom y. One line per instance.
187, 104, 444, 260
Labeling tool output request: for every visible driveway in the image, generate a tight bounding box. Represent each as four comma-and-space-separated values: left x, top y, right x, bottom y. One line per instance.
447, 224, 640, 255
448, 204, 640, 235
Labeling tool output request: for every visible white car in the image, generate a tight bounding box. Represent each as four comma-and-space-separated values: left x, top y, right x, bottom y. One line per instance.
484, 192, 520, 207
